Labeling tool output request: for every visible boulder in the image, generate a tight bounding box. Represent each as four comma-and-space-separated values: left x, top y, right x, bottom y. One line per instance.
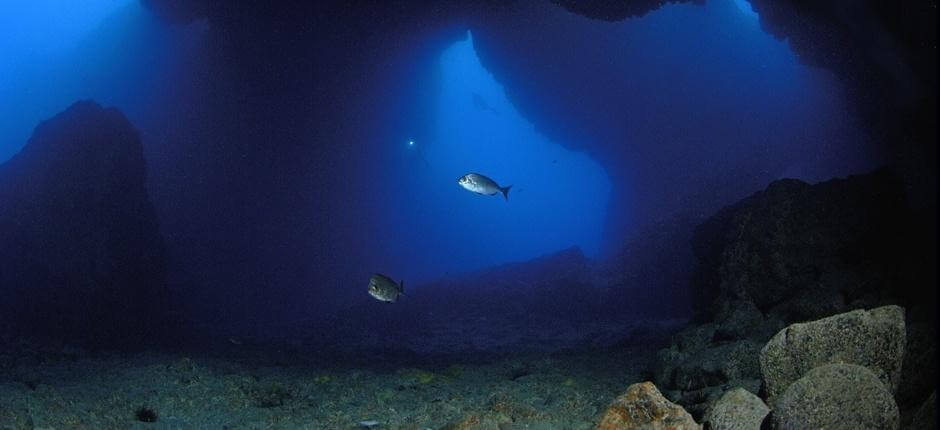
702, 388, 769, 430
672, 341, 762, 392
712, 299, 782, 342
597, 382, 701, 430
759, 305, 906, 405
771, 363, 899, 430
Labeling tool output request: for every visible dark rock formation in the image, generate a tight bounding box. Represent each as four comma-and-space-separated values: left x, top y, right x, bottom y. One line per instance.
655, 170, 935, 419
552, 0, 701, 21
909, 391, 937, 430
691, 170, 911, 323
899, 318, 940, 419
759, 305, 906, 406
746, 0, 935, 114
771, 363, 899, 430
0, 101, 173, 349
139, 0, 208, 25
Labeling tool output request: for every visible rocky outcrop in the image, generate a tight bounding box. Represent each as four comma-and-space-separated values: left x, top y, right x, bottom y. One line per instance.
759, 305, 906, 406
908, 391, 937, 430
653, 170, 935, 419
899, 317, 939, 413
691, 170, 909, 323
552, 0, 701, 21
597, 382, 701, 430
702, 388, 769, 430
0, 101, 172, 348
140, 0, 208, 24
770, 363, 899, 430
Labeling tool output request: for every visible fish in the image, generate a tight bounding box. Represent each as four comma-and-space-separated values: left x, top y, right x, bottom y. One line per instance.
458, 173, 512, 200
367, 273, 404, 303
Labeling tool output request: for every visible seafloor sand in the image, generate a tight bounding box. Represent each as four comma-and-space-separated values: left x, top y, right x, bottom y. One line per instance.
0, 321, 677, 429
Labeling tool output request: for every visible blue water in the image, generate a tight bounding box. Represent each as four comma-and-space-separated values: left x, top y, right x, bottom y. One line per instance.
0, 0, 889, 333
384, 32, 611, 275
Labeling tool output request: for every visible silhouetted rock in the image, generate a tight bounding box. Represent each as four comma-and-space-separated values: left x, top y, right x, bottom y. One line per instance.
691, 170, 909, 323
771, 363, 899, 430
597, 382, 701, 430
140, 0, 208, 25
652, 170, 933, 419
759, 305, 906, 406
0, 100, 172, 349
702, 388, 768, 430
899, 318, 939, 415
909, 391, 937, 430
552, 0, 701, 21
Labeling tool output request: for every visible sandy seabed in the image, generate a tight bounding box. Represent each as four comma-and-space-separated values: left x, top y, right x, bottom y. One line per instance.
0, 322, 671, 430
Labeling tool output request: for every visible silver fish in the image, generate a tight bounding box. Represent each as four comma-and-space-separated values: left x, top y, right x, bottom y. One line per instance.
457, 173, 512, 200
367, 273, 404, 303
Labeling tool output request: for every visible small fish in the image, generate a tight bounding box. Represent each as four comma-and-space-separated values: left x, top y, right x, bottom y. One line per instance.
359, 420, 380, 429
368, 274, 404, 303
457, 173, 512, 200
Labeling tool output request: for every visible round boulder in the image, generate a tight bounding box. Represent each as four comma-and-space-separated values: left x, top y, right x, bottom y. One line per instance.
771, 363, 899, 430
759, 305, 905, 405
702, 388, 769, 430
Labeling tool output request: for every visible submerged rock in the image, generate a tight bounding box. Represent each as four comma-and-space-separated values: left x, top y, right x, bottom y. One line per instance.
596, 381, 701, 430
759, 305, 906, 405
0, 100, 172, 348
909, 391, 937, 430
702, 388, 768, 430
771, 363, 899, 430
690, 169, 910, 323
671, 341, 762, 392
898, 318, 939, 412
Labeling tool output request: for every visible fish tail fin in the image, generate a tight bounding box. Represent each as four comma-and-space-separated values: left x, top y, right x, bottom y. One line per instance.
501, 185, 512, 201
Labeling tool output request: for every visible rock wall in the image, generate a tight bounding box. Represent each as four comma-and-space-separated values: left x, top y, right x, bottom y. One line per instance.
0, 101, 173, 348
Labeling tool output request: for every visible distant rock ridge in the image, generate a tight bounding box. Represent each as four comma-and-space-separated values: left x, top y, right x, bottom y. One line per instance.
0, 100, 174, 349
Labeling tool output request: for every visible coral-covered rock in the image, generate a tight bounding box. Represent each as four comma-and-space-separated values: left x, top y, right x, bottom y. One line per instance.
597, 382, 701, 430
759, 305, 906, 405
771, 363, 899, 430
702, 388, 768, 430
0, 100, 172, 348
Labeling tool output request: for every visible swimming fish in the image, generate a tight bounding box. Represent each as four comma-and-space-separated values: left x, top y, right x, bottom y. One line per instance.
458, 173, 512, 200
367, 274, 404, 303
